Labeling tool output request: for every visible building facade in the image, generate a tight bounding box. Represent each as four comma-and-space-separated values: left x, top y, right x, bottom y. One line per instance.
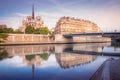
20, 16, 44, 32
54, 17, 102, 34
20, 4, 44, 32
0, 24, 7, 29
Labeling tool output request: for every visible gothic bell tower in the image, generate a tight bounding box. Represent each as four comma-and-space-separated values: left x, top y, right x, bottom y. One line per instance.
32, 4, 35, 20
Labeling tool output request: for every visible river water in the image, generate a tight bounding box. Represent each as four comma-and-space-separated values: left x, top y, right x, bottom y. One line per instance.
0, 42, 120, 80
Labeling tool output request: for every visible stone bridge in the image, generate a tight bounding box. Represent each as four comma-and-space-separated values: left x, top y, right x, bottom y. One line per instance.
55, 32, 120, 43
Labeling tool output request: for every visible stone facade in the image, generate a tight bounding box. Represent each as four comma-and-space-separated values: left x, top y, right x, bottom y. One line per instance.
0, 24, 7, 29
5, 34, 54, 43
19, 4, 44, 32
20, 16, 44, 32
54, 34, 111, 43
54, 17, 102, 34
1, 34, 111, 44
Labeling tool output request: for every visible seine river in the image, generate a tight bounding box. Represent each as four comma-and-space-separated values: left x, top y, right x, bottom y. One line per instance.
0, 42, 120, 80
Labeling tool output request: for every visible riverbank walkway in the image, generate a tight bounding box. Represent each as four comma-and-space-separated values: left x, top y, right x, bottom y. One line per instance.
90, 58, 120, 80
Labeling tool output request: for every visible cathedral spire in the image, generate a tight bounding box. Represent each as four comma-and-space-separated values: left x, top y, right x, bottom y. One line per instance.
32, 3, 35, 20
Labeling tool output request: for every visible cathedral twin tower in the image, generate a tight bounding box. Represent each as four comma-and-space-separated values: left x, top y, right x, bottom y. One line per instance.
20, 4, 44, 32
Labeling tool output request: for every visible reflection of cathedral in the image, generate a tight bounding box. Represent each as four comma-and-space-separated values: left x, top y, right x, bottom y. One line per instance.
55, 53, 97, 69
22, 53, 50, 67
22, 53, 97, 69
22, 55, 42, 67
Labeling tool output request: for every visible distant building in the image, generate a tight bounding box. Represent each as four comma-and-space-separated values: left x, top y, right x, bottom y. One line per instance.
50, 27, 55, 34
0, 24, 7, 29
54, 17, 102, 34
20, 4, 44, 32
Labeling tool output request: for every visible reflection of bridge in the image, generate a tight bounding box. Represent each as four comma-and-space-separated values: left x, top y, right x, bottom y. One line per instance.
63, 48, 120, 56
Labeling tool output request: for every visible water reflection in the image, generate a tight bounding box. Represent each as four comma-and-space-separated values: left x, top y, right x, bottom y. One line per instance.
3, 45, 54, 56
1, 43, 110, 56
55, 53, 97, 69
111, 41, 120, 47
0, 47, 10, 60
23, 53, 50, 67
0, 42, 120, 80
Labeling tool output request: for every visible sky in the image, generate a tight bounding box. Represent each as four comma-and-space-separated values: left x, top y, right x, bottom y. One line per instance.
0, 0, 120, 31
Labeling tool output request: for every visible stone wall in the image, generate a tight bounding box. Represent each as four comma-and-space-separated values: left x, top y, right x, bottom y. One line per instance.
54, 34, 73, 43
73, 36, 111, 43
54, 34, 111, 43
1, 34, 111, 45
5, 34, 54, 43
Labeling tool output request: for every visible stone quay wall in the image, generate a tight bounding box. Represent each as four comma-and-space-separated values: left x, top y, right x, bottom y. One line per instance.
54, 34, 111, 43
1, 34, 111, 45
4, 34, 54, 44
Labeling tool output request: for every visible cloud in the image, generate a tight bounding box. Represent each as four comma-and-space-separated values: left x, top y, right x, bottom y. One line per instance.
0, 16, 22, 29
36, 11, 64, 28
0, 9, 120, 31
0, 12, 62, 29
39, 54, 59, 68
14, 13, 29, 17
0, 56, 26, 68
70, 9, 120, 32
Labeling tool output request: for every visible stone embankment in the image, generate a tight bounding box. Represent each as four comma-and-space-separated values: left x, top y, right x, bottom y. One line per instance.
90, 58, 120, 80
0, 34, 111, 45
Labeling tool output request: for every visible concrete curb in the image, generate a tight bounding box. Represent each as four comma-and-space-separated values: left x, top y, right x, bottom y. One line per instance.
90, 58, 113, 80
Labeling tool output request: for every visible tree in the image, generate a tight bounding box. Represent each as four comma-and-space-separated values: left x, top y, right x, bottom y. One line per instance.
0, 28, 13, 33
0, 33, 8, 42
34, 28, 41, 34
6, 28, 14, 33
0, 50, 8, 60
0, 29, 4, 33
25, 25, 35, 34
13, 30, 23, 34
39, 27, 50, 35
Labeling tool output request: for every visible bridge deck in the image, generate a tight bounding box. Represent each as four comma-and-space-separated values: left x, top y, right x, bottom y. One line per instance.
63, 32, 120, 37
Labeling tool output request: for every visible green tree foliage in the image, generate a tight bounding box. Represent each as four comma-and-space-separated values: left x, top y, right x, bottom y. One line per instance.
34, 28, 41, 34
13, 30, 23, 34
0, 28, 14, 33
0, 28, 24, 34
0, 26, 51, 35
28, 26, 51, 35
0, 29, 3, 33
25, 53, 51, 61
39, 27, 50, 35
0, 33, 8, 42
25, 25, 35, 34
0, 50, 8, 60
